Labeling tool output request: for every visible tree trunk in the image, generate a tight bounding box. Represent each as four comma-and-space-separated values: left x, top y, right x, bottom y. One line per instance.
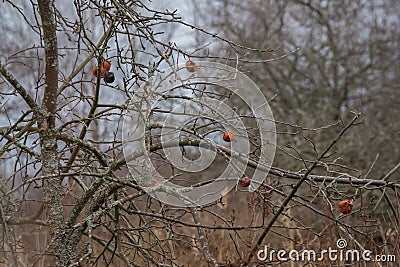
37, 0, 73, 265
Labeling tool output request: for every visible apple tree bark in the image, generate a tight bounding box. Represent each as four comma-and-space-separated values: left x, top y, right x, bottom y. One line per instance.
37, 0, 69, 265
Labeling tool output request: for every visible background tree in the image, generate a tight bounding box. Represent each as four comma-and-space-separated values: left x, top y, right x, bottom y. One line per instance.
0, 0, 399, 266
